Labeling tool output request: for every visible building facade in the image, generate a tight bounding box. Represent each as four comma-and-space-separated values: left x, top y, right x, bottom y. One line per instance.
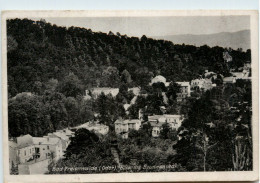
176, 82, 191, 102
115, 119, 141, 139
191, 78, 216, 91
223, 77, 237, 84
148, 114, 184, 137
47, 128, 74, 152
88, 87, 119, 99
15, 134, 63, 174
191, 78, 205, 89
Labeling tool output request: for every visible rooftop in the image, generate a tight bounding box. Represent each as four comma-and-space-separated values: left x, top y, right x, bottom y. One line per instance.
223, 77, 236, 82
148, 114, 182, 120
74, 122, 109, 130
32, 137, 60, 145
52, 132, 69, 141
150, 121, 165, 127
91, 87, 119, 91
176, 82, 190, 86
115, 119, 141, 124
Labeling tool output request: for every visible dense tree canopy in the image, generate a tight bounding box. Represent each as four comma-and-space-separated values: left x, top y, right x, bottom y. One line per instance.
171, 80, 252, 171
7, 18, 250, 98
49, 129, 117, 174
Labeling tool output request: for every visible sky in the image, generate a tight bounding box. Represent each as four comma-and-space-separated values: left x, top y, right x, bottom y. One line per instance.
33, 16, 251, 37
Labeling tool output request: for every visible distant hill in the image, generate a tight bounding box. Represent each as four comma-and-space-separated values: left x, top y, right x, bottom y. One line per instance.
153, 30, 250, 51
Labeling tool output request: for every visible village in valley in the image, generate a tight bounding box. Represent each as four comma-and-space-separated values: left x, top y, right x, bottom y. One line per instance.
7, 18, 252, 174
9, 52, 251, 174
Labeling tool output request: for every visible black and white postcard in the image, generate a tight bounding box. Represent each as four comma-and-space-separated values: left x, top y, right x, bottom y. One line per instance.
1, 10, 259, 182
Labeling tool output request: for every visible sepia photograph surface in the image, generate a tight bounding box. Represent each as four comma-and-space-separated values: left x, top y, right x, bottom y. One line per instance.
1, 10, 259, 182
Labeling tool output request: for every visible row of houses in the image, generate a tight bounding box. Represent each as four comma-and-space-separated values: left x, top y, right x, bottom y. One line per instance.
115, 119, 142, 139
114, 114, 184, 139
193, 68, 251, 87
84, 74, 221, 103
85, 87, 141, 100
85, 52, 250, 101
84, 75, 191, 102
148, 114, 184, 137
9, 120, 111, 175
9, 129, 74, 174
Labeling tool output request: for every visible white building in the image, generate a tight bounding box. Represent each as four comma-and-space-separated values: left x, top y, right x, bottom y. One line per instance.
176, 82, 191, 102
223, 77, 237, 84
32, 137, 63, 162
191, 78, 205, 89
114, 119, 141, 139
17, 135, 63, 162
150, 75, 171, 87
47, 130, 71, 153
148, 114, 184, 137
16, 135, 35, 164
191, 78, 216, 91
14, 128, 74, 175
87, 87, 119, 99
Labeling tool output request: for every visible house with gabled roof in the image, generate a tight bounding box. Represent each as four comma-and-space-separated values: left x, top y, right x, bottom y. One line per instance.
16, 134, 63, 165
33, 136, 63, 162
114, 118, 141, 139
47, 131, 71, 152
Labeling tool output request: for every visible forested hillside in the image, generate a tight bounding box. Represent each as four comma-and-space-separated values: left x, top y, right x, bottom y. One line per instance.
7, 18, 251, 98
7, 18, 253, 172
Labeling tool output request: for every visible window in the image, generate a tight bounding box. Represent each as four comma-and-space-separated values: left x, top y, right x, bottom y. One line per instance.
24, 150, 26, 156
30, 149, 31, 154
47, 146, 49, 150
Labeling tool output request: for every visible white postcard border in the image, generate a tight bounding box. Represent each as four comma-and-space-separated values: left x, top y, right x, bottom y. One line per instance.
1, 10, 259, 182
